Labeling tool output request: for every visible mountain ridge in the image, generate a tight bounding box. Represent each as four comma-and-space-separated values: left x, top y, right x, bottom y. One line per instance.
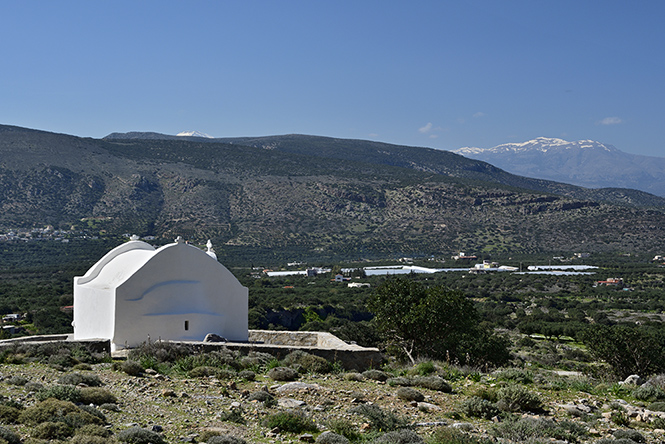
3, 124, 665, 259
453, 138, 665, 197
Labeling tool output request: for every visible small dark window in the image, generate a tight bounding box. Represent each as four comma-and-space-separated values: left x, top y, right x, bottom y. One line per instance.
184, 320, 189, 331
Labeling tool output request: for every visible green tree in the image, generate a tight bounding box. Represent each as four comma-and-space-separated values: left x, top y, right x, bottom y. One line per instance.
581, 324, 665, 378
367, 277, 509, 366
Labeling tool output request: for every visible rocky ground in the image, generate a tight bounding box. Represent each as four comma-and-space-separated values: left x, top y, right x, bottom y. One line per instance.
2, 360, 665, 444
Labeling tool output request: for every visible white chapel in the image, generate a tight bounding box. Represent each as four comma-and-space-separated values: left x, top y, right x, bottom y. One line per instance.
73, 236, 248, 351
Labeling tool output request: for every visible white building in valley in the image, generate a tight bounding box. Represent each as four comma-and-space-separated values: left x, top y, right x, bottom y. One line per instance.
73, 236, 248, 351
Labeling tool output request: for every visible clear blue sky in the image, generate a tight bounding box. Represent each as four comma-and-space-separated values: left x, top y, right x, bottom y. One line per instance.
1, 1, 663, 156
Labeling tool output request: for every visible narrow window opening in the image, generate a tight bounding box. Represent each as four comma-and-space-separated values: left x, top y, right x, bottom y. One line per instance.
184, 320, 189, 331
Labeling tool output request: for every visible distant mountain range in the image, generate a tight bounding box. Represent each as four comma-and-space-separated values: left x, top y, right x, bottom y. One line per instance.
454, 137, 665, 197
3, 124, 665, 261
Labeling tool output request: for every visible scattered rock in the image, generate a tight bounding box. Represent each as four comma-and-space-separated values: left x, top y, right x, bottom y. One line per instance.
299, 433, 315, 442
278, 398, 306, 408
622, 375, 645, 385
275, 382, 321, 393
397, 387, 425, 402
204, 333, 226, 342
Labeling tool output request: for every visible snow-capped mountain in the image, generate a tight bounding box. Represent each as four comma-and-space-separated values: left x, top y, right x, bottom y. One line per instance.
176, 130, 213, 138
453, 137, 665, 197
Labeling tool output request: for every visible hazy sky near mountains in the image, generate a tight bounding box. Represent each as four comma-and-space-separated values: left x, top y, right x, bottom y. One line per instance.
1, 1, 664, 157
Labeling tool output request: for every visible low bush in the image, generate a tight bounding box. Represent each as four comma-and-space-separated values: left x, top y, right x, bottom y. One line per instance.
632, 384, 665, 402
116, 426, 166, 444
71, 435, 118, 444
413, 361, 436, 376
349, 404, 408, 432
263, 410, 318, 433
316, 431, 349, 444
5, 376, 29, 386
362, 369, 390, 382
246, 391, 273, 403
343, 373, 364, 382
219, 406, 245, 425
0, 405, 21, 423
100, 403, 121, 412
283, 351, 331, 374
76, 424, 113, 438
495, 384, 543, 412
77, 405, 107, 424
207, 435, 247, 444
387, 377, 412, 387
429, 427, 493, 444
0, 425, 21, 444
375, 429, 423, 444
118, 360, 144, 377
613, 429, 645, 443
79, 387, 117, 405
327, 418, 361, 441
268, 367, 299, 381
492, 417, 586, 443
396, 387, 424, 402
19, 398, 103, 428
412, 376, 451, 392
34, 421, 73, 439
238, 370, 255, 381
649, 401, 665, 412
493, 368, 533, 384
189, 366, 219, 378
458, 397, 501, 419
35, 384, 81, 402
58, 372, 103, 387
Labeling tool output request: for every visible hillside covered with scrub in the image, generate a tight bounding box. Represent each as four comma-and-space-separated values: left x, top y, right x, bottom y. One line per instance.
1, 340, 665, 444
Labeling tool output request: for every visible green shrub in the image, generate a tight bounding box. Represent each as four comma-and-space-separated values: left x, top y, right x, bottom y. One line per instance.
77, 406, 107, 424
238, 370, 255, 381
492, 417, 586, 443
413, 361, 436, 376
116, 427, 166, 444
19, 398, 102, 428
326, 418, 360, 441
429, 427, 493, 444
0, 425, 21, 444
362, 370, 390, 382
316, 431, 349, 444
494, 368, 533, 384
35, 385, 81, 402
387, 377, 412, 387
79, 388, 117, 405
219, 406, 245, 425
396, 387, 424, 402
33, 421, 73, 439
375, 429, 423, 444
649, 401, 665, 412
75, 424, 113, 438
5, 376, 28, 386
472, 387, 498, 403
412, 376, 452, 393
207, 435, 247, 444
283, 351, 331, 374
349, 404, 408, 432
343, 373, 364, 382
611, 410, 630, 426
70, 435, 117, 444
100, 403, 121, 412
24, 382, 43, 392
632, 384, 665, 401
495, 385, 542, 412
267, 367, 299, 381
458, 397, 501, 419
613, 429, 645, 443
118, 360, 143, 377
58, 372, 103, 387
246, 391, 273, 403
72, 363, 94, 371
263, 411, 318, 433
189, 366, 219, 378
0, 405, 21, 424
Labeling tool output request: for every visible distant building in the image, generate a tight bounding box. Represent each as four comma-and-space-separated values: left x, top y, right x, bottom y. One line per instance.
594, 277, 624, 288
453, 252, 478, 260
348, 282, 371, 288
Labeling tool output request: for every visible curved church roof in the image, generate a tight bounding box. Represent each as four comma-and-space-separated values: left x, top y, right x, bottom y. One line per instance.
75, 236, 213, 287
